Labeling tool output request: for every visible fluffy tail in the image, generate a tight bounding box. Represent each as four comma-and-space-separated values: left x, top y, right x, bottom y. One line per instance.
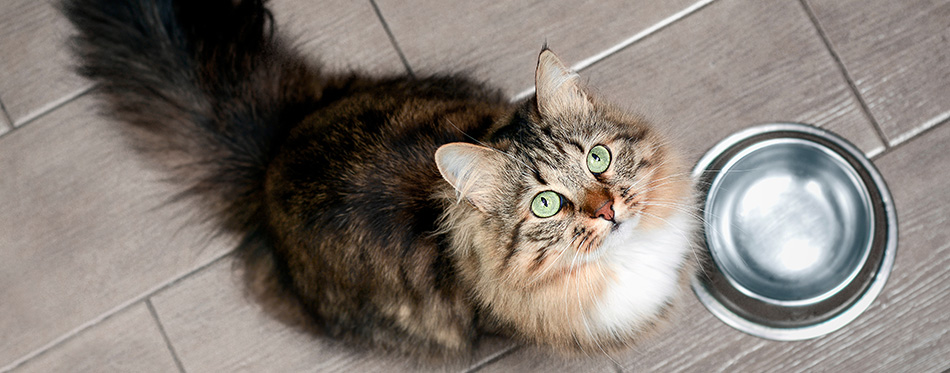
63, 0, 320, 238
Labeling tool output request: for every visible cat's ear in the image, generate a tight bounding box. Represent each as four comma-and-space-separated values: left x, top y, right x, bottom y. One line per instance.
535, 48, 593, 118
435, 143, 504, 212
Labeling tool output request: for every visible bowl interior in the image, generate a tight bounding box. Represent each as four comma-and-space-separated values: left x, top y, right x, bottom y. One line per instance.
705, 138, 874, 304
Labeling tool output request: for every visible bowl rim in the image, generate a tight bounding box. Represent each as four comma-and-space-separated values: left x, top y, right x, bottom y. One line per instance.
690, 122, 898, 341
704, 137, 875, 307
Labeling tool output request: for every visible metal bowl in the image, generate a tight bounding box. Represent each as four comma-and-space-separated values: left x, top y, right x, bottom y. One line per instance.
691, 123, 897, 341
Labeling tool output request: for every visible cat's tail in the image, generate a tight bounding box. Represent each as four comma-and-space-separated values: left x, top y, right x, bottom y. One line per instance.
63, 0, 321, 239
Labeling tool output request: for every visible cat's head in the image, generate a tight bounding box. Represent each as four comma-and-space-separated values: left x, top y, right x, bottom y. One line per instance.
435, 49, 695, 352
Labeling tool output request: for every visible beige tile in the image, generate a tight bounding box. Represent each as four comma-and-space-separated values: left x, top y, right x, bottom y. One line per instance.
268, 0, 406, 74
806, 0, 950, 146
607, 125, 950, 373
375, 0, 702, 96
0, 95, 236, 369
12, 303, 180, 373
583, 0, 883, 163
0, 0, 403, 128
2, 0, 942, 370
150, 257, 511, 372
476, 346, 617, 373
0, 0, 92, 127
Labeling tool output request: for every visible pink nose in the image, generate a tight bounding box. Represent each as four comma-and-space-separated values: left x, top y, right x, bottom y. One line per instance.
594, 200, 615, 221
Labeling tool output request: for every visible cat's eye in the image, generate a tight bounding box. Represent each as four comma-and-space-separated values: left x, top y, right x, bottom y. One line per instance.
587, 145, 611, 174
531, 191, 562, 218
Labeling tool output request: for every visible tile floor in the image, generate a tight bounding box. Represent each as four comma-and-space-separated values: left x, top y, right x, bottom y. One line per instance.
1, 0, 948, 372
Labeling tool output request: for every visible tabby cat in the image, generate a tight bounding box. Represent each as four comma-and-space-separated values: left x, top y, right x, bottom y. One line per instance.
64, 0, 697, 360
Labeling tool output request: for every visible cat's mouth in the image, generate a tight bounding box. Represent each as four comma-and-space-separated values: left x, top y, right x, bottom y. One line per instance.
581, 215, 641, 257
606, 203, 642, 232
600, 215, 641, 247
532, 207, 646, 285
610, 221, 621, 232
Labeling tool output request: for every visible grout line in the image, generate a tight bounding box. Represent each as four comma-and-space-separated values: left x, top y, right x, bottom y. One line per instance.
613, 359, 625, 373
571, 0, 716, 72
871, 113, 950, 161
368, 0, 415, 77
147, 299, 188, 373
864, 144, 886, 160
511, 0, 718, 102
798, 0, 891, 150
465, 345, 521, 373
0, 84, 97, 141
0, 251, 233, 373
888, 110, 950, 147
0, 99, 13, 133
0, 304, 133, 372
11, 84, 95, 128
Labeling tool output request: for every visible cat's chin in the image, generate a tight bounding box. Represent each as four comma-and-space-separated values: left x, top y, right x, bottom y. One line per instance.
608, 214, 643, 238
552, 214, 643, 276
586, 208, 695, 337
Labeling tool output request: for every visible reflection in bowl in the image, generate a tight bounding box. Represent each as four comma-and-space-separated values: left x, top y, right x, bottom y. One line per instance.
692, 123, 897, 341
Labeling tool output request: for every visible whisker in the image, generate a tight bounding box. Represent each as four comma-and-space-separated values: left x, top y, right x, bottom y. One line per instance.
528, 248, 565, 285
638, 210, 707, 278
638, 201, 703, 221
578, 254, 619, 364
445, 118, 537, 172
563, 247, 596, 358
528, 230, 580, 285
622, 166, 692, 196
627, 176, 691, 196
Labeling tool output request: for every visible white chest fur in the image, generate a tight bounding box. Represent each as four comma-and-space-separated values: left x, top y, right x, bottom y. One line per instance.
589, 209, 696, 335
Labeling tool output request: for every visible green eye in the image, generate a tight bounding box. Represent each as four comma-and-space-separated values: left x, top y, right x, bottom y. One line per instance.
587, 145, 611, 174
531, 191, 562, 218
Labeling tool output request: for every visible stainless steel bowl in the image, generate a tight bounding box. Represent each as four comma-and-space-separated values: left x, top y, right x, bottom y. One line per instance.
691, 123, 897, 341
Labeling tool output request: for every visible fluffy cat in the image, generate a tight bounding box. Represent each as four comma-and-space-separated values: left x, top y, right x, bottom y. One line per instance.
64, 0, 698, 360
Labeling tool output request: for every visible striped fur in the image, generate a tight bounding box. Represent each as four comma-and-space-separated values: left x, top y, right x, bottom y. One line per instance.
64, 0, 698, 361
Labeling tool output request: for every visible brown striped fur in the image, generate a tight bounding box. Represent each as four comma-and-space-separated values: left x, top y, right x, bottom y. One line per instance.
64, 0, 699, 362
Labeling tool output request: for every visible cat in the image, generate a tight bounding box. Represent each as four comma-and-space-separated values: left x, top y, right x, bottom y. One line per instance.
63, 0, 698, 361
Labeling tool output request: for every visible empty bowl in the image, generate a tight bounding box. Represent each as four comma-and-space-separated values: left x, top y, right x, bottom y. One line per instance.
691, 123, 897, 340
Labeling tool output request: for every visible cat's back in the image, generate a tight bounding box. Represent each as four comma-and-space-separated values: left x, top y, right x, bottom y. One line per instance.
255, 73, 512, 353
263, 72, 511, 269
267, 74, 510, 216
